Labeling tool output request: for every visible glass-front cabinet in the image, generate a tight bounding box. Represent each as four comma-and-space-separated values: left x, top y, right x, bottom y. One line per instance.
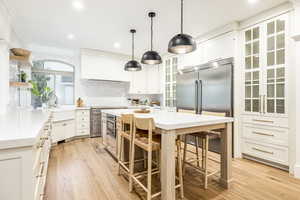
243, 14, 288, 116
164, 56, 178, 107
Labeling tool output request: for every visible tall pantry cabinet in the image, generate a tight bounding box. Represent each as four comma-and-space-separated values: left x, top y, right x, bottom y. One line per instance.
241, 14, 290, 169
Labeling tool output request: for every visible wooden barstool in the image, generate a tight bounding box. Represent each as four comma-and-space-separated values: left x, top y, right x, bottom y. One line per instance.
182, 111, 226, 189
117, 114, 134, 176
129, 117, 184, 200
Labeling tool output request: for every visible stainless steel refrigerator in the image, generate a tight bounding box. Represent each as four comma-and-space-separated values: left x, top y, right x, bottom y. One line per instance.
176, 57, 234, 153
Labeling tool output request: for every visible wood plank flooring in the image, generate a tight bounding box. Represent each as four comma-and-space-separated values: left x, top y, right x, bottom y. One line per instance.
45, 138, 300, 200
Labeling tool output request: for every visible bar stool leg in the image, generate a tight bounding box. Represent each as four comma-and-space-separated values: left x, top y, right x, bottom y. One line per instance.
182, 135, 187, 176
201, 137, 205, 169
117, 134, 123, 176
204, 135, 209, 189
195, 136, 200, 167
177, 138, 184, 199
147, 145, 152, 200
129, 133, 136, 192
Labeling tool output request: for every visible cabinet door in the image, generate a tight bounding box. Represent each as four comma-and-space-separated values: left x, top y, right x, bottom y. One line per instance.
164, 57, 178, 107
147, 65, 162, 94
263, 16, 288, 116
129, 70, 147, 94
243, 26, 262, 114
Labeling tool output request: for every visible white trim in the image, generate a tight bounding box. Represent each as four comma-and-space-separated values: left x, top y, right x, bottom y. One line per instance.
239, 2, 293, 30
294, 164, 300, 178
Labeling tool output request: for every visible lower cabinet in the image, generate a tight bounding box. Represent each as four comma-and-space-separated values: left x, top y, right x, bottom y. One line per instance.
0, 117, 52, 200
241, 114, 289, 169
52, 119, 75, 143
76, 109, 90, 136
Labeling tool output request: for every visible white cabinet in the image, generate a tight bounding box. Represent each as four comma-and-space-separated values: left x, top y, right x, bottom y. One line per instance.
163, 56, 178, 107
76, 109, 90, 136
81, 49, 131, 82
129, 70, 147, 94
241, 14, 289, 169
52, 120, 75, 143
0, 118, 52, 200
178, 32, 236, 69
129, 65, 162, 94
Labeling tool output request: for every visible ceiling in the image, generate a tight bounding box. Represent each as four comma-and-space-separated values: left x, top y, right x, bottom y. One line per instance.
3, 0, 287, 57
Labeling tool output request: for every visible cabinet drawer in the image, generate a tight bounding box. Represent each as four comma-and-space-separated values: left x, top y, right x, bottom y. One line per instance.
77, 122, 90, 130
242, 125, 288, 146
52, 111, 75, 122
77, 129, 89, 136
76, 110, 90, 117
76, 116, 90, 123
242, 115, 288, 128
242, 139, 288, 165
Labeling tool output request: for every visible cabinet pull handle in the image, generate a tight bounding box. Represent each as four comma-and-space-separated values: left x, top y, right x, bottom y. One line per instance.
63, 123, 67, 126
252, 147, 274, 155
252, 119, 274, 123
252, 131, 274, 137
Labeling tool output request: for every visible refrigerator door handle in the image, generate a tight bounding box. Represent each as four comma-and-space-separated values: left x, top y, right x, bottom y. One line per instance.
195, 80, 198, 113
198, 80, 202, 114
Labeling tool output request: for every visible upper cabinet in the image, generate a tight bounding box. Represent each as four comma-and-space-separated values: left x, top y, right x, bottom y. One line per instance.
80, 49, 131, 82
242, 14, 288, 117
178, 32, 236, 69
129, 65, 162, 94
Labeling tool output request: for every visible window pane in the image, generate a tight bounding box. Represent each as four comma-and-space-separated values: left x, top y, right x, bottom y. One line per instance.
276, 84, 284, 98
253, 56, 259, 68
252, 85, 259, 98
276, 100, 285, 113
245, 30, 251, 42
252, 99, 259, 112
276, 34, 285, 49
267, 84, 275, 98
267, 99, 275, 113
267, 52, 275, 66
253, 41, 259, 54
267, 22, 275, 35
276, 19, 285, 32
253, 27, 259, 40
245, 100, 251, 111
44, 61, 74, 72
245, 44, 251, 56
245, 86, 251, 98
267, 37, 275, 51
276, 49, 285, 65
245, 57, 251, 69
55, 75, 74, 105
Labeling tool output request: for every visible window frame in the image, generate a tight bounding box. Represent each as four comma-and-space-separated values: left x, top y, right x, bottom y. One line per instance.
32, 60, 75, 105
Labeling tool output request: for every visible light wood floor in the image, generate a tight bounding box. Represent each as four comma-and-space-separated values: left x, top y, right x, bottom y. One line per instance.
45, 138, 300, 200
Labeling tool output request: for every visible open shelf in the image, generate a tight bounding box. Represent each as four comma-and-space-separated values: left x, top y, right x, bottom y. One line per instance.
9, 82, 32, 88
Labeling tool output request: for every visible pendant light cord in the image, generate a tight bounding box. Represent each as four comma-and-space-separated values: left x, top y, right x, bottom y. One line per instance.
132, 32, 134, 60
151, 15, 153, 51
181, 0, 183, 34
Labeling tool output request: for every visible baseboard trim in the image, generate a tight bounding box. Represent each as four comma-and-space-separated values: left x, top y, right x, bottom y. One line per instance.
294, 164, 300, 179
242, 153, 289, 171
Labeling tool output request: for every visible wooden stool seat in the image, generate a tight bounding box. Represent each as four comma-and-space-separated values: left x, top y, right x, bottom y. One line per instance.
135, 136, 161, 151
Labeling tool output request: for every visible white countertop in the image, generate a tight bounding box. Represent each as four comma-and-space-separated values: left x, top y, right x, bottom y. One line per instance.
0, 109, 51, 150
102, 109, 234, 130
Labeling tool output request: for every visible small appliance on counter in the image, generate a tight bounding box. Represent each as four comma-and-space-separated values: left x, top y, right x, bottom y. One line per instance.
76, 97, 84, 107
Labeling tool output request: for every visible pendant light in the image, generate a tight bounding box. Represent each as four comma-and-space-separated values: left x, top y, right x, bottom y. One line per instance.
141, 12, 162, 65
125, 29, 142, 71
168, 0, 196, 54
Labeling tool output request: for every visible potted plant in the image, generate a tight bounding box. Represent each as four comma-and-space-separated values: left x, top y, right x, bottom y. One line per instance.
19, 71, 27, 82
29, 74, 55, 109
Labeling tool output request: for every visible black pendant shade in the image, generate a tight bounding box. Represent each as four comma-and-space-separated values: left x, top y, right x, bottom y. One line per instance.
125, 29, 142, 71
168, 0, 196, 54
168, 33, 196, 54
141, 12, 162, 65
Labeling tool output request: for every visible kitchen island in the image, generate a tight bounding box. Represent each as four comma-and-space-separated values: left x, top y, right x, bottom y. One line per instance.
102, 109, 234, 200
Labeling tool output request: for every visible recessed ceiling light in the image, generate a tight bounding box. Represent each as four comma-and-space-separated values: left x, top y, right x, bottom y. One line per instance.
72, 1, 84, 11
248, 0, 258, 4
114, 42, 120, 49
67, 34, 75, 40
212, 62, 219, 68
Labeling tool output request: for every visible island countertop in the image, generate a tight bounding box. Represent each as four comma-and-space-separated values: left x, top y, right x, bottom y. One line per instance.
0, 109, 51, 150
102, 109, 234, 130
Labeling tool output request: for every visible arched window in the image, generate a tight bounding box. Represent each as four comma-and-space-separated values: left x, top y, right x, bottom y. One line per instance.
32, 60, 75, 105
